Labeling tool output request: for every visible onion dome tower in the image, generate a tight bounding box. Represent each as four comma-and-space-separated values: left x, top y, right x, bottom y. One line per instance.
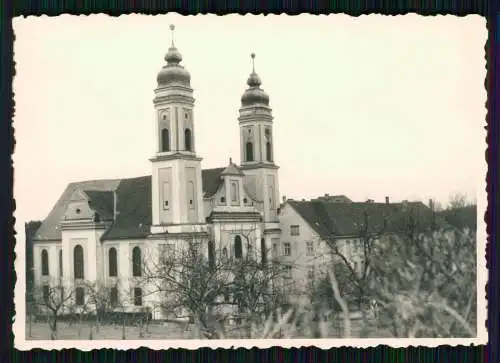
150, 25, 205, 232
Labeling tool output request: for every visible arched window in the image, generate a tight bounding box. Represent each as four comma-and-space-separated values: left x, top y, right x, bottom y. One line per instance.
184, 128, 192, 151
109, 247, 118, 277
74, 245, 84, 279
132, 247, 142, 277
266, 142, 272, 162
261, 238, 267, 265
161, 128, 170, 152
41, 249, 49, 276
234, 235, 243, 259
245, 142, 254, 162
58, 250, 63, 277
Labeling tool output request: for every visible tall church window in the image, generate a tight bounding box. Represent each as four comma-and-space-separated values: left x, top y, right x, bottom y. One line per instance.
58, 250, 63, 277
184, 129, 192, 151
42, 285, 50, 303
246, 142, 254, 162
109, 247, 118, 277
234, 235, 243, 259
75, 287, 85, 306
110, 287, 118, 307
161, 128, 170, 152
134, 287, 143, 306
261, 238, 267, 265
74, 245, 84, 279
266, 142, 272, 162
187, 181, 195, 210
41, 249, 49, 276
132, 247, 142, 277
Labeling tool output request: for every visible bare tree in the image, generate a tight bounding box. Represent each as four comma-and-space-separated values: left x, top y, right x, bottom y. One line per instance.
320, 209, 389, 311
312, 202, 476, 338
140, 225, 290, 339
33, 283, 75, 340
80, 280, 124, 334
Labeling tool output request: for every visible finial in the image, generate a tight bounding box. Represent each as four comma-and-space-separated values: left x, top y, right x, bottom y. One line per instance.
170, 24, 176, 47
251, 53, 256, 72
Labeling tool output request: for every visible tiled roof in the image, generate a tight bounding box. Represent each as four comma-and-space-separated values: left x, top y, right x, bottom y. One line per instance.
101, 176, 152, 240
201, 167, 226, 197
34, 168, 227, 241
288, 200, 439, 238
84, 190, 115, 221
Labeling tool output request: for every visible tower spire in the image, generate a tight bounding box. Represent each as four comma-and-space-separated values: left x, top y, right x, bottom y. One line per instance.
170, 24, 176, 47
251, 53, 255, 73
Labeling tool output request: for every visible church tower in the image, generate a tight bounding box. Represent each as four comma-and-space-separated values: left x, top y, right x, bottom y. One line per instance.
239, 54, 280, 223
150, 25, 205, 234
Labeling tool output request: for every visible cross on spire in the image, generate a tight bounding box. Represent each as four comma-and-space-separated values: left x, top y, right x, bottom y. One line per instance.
251, 53, 256, 73
170, 24, 176, 47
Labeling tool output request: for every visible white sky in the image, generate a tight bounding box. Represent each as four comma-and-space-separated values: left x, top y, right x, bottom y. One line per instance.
13, 14, 486, 230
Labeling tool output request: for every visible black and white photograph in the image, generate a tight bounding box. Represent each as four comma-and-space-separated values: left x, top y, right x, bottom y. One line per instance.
13, 14, 487, 349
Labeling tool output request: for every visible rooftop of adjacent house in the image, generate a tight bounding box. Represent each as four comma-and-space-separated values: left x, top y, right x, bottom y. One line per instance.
287, 199, 443, 238
33, 168, 227, 242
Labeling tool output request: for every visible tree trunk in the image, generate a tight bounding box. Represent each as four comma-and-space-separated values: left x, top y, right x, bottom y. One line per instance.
139, 319, 144, 338
50, 315, 58, 340
122, 317, 126, 340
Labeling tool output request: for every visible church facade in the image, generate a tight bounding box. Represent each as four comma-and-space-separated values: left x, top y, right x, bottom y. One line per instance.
30, 26, 282, 318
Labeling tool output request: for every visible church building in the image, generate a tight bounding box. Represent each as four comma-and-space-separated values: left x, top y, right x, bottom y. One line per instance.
30, 25, 282, 318
30, 26, 439, 319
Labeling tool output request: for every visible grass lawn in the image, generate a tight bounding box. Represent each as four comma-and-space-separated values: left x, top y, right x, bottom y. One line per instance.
26, 321, 194, 340
25, 318, 394, 340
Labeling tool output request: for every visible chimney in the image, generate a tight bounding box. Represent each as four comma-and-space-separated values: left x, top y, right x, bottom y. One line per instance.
429, 198, 434, 210
385, 196, 390, 204
325, 193, 329, 197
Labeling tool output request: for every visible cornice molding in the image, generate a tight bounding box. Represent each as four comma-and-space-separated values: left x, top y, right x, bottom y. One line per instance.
150, 152, 202, 163
240, 162, 280, 171
153, 94, 195, 105
60, 221, 111, 231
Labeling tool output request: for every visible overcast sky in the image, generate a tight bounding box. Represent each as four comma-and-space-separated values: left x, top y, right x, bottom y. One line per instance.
13, 14, 486, 232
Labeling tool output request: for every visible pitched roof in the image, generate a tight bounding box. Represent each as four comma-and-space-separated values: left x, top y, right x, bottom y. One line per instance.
101, 176, 152, 240
201, 167, 225, 197
33, 179, 122, 241
288, 200, 438, 238
34, 168, 227, 241
84, 190, 115, 221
